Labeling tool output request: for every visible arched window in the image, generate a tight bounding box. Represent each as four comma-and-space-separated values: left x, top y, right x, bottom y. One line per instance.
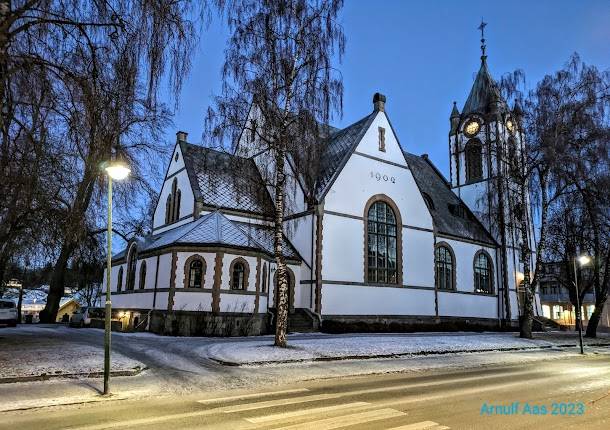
435, 244, 455, 290
139, 261, 147, 290
184, 255, 205, 288
165, 194, 172, 224
261, 263, 268, 293
126, 245, 138, 290
366, 199, 399, 284
465, 139, 483, 182
174, 189, 181, 221
117, 267, 123, 292
230, 258, 249, 290
474, 251, 493, 294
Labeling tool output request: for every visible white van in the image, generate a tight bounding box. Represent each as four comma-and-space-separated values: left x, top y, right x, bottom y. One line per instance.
0, 299, 18, 327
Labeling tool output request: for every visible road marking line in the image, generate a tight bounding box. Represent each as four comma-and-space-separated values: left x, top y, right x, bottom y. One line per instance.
197, 388, 309, 404
221, 393, 342, 413
387, 421, 449, 430
272, 408, 406, 430
245, 401, 371, 424
345, 368, 549, 397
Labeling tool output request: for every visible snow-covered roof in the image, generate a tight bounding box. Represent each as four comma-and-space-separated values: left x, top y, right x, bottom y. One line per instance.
403, 152, 497, 246
114, 211, 301, 261
180, 142, 275, 216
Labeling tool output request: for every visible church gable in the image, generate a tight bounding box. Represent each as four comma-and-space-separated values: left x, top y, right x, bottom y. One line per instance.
153, 136, 195, 231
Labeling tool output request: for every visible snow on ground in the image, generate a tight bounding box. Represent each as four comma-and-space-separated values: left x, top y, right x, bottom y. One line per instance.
0, 325, 143, 380
206, 332, 610, 365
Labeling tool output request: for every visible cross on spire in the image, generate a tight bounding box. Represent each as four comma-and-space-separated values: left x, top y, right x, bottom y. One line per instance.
478, 18, 487, 62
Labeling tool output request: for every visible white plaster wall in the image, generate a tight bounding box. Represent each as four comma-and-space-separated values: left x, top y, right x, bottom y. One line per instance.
175, 252, 215, 290
285, 214, 313, 267
321, 215, 361, 282
156, 254, 172, 289
322, 285, 435, 316
167, 142, 186, 176
403, 229, 435, 287
325, 155, 433, 231
173, 291, 212, 311
112, 292, 155, 309
153, 168, 195, 230
219, 294, 255, 313
437, 292, 498, 319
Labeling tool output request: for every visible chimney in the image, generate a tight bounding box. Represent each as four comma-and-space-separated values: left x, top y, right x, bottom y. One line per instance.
176, 131, 188, 143
373, 93, 386, 112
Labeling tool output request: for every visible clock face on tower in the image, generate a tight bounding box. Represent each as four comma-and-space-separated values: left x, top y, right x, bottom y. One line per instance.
464, 119, 480, 137
506, 118, 515, 134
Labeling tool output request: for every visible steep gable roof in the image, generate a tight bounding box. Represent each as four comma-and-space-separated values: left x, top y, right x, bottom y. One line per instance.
403, 152, 496, 246
315, 112, 377, 198
179, 142, 274, 216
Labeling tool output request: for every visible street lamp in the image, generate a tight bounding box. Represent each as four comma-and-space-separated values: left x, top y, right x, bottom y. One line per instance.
573, 255, 591, 355
103, 156, 130, 396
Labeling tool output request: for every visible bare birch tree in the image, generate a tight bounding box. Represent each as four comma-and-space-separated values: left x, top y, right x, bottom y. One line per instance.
495, 54, 609, 338
206, 0, 344, 347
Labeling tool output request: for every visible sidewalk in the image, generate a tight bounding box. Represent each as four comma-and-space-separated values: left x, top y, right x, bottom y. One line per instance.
205, 331, 610, 365
0, 325, 144, 383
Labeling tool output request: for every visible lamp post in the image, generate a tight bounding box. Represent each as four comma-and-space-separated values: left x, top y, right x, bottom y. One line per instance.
572, 255, 591, 355
103, 158, 130, 395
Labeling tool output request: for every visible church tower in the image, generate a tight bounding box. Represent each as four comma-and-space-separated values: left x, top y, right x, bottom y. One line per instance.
449, 21, 536, 323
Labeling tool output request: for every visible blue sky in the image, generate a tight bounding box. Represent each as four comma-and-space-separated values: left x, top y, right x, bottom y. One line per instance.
162, 0, 610, 179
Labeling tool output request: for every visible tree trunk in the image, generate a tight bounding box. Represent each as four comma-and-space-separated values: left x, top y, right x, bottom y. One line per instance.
274, 143, 288, 348
40, 162, 98, 322
585, 300, 606, 338
39, 245, 72, 322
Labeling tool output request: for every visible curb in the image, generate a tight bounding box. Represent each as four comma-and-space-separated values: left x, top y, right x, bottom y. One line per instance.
0, 366, 147, 384
209, 343, 610, 367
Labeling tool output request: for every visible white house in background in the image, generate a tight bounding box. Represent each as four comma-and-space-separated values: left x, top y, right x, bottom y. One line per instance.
105, 49, 540, 336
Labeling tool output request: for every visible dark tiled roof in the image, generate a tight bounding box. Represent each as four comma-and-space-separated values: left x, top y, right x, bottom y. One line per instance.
462, 60, 508, 117
403, 152, 496, 245
315, 112, 377, 198
180, 142, 274, 215
114, 211, 301, 261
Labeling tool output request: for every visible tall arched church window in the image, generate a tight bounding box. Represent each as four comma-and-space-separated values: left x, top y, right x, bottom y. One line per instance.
127, 245, 137, 291
261, 263, 268, 293
184, 256, 205, 288
366, 200, 400, 284
139, 261, 147, 290
465, 139, 483, 182
435, 244, 455, 290
174, 189, 181, 221
474, 251, 493, 294
230, 258, 249, 290
117, 267, 123, 292
165, 194, 172, 224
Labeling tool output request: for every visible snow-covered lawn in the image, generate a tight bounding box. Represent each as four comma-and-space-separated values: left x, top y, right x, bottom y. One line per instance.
206, 332, 610, 365
0, 325, 143, 380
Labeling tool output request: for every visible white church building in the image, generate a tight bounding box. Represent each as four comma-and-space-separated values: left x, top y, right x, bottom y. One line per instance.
105, 50, 541, 336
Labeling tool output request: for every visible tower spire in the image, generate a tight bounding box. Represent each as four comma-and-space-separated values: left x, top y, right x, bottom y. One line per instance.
478, 18, 487, 63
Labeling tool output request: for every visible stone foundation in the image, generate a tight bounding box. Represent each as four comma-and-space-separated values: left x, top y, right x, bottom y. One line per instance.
321, 315, 518, 333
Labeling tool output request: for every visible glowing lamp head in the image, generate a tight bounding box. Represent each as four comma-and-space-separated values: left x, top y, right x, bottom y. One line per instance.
577, 255, 591, 266
105, 163, 130, 180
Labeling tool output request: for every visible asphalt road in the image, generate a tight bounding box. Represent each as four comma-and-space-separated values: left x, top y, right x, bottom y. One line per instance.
2, 353, 609, 430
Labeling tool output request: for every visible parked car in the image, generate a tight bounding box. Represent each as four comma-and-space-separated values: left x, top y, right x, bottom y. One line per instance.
69, 307, 91, 327
0, 299, 18, 327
